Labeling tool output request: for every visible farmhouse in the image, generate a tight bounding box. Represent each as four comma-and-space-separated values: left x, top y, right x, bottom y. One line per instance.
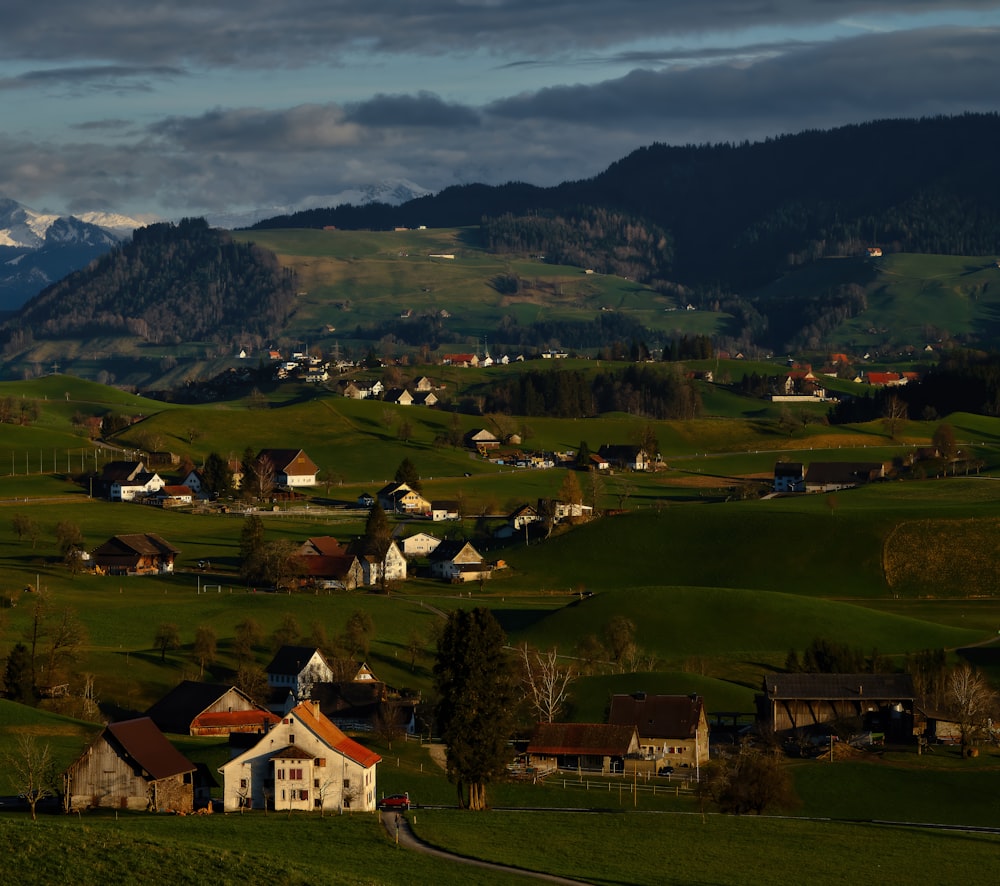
465, 428, 500, 450
218, 700, 381, 812
428, 540, 491, 583
100, 460, 165, 501
804, 461, 886, 492
256, 448, 319, 487
608, 692, 709, 769
598, 444, 652, 471
63, 718, 196, 813
265, 646, 334, 703
430, 500, 460, 522
144, 681, 279, 736
377, 481, 431, 515
358, 540, 407, 587
397, 531, 442, 557
90, 533, 180, 575
147, 484, 194, 507
526, 723, 639, 775
773, 462, 805, 493
756, 673, 916, 742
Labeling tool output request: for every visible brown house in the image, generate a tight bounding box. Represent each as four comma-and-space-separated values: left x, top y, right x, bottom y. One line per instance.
526, 723, 639, 774
63, 718, 196, 812
91, 533, 180, 575
144, 681, 279, 736
756, 673, 916, 741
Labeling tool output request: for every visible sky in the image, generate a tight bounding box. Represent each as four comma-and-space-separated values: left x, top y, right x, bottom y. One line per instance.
2, 1, 1000, 224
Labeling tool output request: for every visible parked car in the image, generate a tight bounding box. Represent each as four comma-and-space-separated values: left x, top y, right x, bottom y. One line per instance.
379, 792, 410, 810
658, 765, 674, 776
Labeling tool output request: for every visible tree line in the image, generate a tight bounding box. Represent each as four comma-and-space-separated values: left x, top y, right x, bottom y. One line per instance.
2, 218, 297, 351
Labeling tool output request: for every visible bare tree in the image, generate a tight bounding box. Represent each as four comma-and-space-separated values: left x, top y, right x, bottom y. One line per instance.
882, 393, 908, 439
947, 664, 997, 757
192, 625, 218, 679
517, 643, 576, 723
374, 699, 405, 750
6, 735, 57, 820
154, 622, 181, 662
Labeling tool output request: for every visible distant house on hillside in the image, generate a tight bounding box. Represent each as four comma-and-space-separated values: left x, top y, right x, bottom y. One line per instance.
773, 462, 805, 493
255, 448, 319, 487
804, 461, 886, 492
598, 445, 652, 472
428, 540, 490, 583
265, 646, 334, 703
91, 533, 180, 575
100, 461, 165, 502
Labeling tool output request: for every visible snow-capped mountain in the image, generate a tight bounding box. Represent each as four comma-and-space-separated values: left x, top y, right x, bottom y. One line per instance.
0, 197, 151, 311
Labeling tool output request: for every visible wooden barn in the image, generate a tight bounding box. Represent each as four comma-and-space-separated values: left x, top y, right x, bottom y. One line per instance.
756, 674, 916, 742
526, 723, 639, 774
144, 681, 279, 736
90, 533, 180, 576
63, 718, 196, 812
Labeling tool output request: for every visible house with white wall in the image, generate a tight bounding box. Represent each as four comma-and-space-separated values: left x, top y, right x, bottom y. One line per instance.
218, 700, 381, 812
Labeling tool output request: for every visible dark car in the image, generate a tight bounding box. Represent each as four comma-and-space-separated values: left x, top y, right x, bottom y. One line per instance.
379, 792, 410, 810
658, 765, 674, 776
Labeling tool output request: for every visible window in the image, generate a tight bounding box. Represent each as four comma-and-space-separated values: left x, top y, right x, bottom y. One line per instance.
240, 778, 247, 789
314, 779, 320, 788
276, 768, 285, 779
316, 757, 326, 767
290, 768, 303, 780
289, 734, 295, 744
299, 790, 309, 801
343, 779, 351, 789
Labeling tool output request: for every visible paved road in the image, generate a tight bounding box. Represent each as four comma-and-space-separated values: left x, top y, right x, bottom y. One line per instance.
379, 810, 590, 884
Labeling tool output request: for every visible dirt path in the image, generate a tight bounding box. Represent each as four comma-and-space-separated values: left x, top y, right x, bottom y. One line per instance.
380, 810, 590, 884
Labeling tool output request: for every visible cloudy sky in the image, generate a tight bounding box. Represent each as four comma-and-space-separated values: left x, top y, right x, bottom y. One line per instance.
2, 1, 999, 223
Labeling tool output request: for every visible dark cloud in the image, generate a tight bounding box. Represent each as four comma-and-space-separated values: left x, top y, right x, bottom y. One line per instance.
344, 92, 480, 128
0, 65, 184, 91
486, 27, 1000, 132
0, 2, 993, 66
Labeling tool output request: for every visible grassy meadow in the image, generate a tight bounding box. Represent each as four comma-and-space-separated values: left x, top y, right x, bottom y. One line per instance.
5, 370, 1000, 881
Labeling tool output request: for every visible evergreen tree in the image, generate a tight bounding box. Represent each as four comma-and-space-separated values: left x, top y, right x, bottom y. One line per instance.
433, 608, 517, 810
3, 642, 34, 703
394, 457, 422, 491
201, 451, 233, 496
239, 515, 266, 584
363, 502, 393, 592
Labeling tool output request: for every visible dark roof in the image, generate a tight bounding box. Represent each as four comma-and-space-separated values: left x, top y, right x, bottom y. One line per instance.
804, 462, 884, 485
299, 554, 360, 579
104, 717, 196, 780
302, 536, 345, 556
91, 533, 180, 558
428, 540, 481, 562
271, 744, 317, 760
774, 462, 804, 477
528, 723, 637, 756
265, 645, 326, 676
100, 461, 146, 483
762, 673, 915, 700
608, 693, 704, 740
144, 681, 267, 734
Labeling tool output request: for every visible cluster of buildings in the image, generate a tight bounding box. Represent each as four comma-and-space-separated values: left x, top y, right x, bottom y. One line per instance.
63, 645, 399, 814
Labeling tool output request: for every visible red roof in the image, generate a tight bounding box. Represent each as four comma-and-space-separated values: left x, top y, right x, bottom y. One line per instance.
193, 710, 279, 730
290, 701, 382, 768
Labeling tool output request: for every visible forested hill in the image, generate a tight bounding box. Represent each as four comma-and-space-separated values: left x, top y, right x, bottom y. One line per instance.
252, 113, 1000, 290
2, 218, 296, 349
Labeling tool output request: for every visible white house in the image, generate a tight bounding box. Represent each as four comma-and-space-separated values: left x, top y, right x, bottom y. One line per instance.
430, 500, 460, 522
218, 700, 381, 812
361, 541, 407, 586
101, 461, 165, 502
428, 540, 491, 583
265, 646, 334, 701
256, 449, 319, 487
398, 531, 441, 557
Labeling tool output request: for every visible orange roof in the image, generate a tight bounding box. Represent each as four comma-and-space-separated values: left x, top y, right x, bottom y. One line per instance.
290, 701, 382, 768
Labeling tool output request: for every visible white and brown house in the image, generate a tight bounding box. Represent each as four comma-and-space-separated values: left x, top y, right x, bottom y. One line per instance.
427, 540, 491, 583
218, 700, 381, 812
608, 692, 709, 769
256, 448, 319, 487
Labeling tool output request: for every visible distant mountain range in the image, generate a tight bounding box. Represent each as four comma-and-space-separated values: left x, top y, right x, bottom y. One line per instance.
0, 199, 155, 312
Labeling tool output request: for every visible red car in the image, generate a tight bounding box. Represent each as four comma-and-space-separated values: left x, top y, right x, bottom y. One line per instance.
379, 792, 410, 810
